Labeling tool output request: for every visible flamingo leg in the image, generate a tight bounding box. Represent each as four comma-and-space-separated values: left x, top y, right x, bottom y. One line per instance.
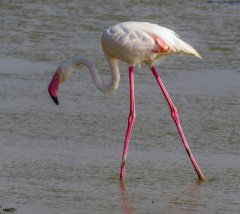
120, 66, 136, 181
150, 65, 206, 181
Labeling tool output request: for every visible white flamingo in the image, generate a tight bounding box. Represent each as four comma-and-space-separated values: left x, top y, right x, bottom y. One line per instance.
48, 21, 206, 181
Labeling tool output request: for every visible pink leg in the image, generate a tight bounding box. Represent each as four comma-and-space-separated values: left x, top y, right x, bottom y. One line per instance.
151, 65, 206, 181
120, 66, 136, 181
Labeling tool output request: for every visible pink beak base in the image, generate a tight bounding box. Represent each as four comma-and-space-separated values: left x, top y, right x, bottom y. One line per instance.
48, 71, 60, 105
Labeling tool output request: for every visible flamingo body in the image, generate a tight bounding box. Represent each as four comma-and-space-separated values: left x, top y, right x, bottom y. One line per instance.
102, 22, 201, 65
48, 22, 206, 181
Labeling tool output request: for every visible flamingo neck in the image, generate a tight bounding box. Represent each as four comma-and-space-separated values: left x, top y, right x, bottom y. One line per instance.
60, 56, 120, 93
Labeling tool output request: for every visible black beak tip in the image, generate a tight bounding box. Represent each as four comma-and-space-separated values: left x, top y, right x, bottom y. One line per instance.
51, 96, 59, 105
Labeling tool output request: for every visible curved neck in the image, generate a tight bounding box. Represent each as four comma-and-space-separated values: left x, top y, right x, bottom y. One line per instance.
60, 56, 120, 93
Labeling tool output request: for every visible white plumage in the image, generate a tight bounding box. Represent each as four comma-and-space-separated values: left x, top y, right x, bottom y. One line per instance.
102, 22, 201, 65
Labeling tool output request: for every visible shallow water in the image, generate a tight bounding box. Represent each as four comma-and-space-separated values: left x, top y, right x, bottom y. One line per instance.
0, 1, 240, 213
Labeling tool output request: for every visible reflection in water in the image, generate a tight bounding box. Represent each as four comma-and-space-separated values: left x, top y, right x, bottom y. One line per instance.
119, 181, 135, 214
119, 181, 204, 214
161, 181, 204, 214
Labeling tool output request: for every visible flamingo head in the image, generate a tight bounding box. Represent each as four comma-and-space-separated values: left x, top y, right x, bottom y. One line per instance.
48, 67, 62, 105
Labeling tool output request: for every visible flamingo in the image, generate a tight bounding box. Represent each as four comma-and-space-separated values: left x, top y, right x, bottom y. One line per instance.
48, 21, 206, 181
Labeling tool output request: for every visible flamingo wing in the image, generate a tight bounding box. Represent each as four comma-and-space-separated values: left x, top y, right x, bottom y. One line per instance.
102, 22, 201, 65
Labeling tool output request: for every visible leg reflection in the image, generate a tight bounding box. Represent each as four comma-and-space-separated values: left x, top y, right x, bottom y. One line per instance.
119, 181, 135, 214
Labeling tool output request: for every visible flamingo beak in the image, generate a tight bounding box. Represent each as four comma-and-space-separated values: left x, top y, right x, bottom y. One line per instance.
48, 70, 60, 105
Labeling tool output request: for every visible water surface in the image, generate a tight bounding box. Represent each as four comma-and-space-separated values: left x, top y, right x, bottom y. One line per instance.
0, 1, 240, 213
